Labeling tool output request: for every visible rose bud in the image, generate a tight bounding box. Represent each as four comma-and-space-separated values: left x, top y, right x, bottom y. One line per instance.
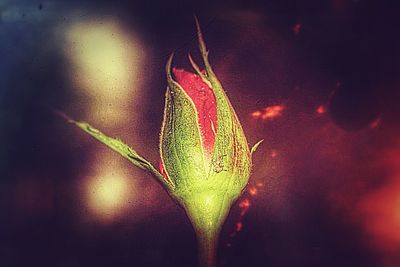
158, 21, 263, 266
64, 18, 262, 267
160, 41, 251, 267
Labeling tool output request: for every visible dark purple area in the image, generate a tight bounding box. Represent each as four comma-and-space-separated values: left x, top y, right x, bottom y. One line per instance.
1, 1, 399, 266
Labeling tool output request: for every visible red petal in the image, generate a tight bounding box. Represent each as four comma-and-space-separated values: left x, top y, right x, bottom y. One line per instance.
173, 68, 217, 155
159, 160, 174, 186
159, 160, 167, 178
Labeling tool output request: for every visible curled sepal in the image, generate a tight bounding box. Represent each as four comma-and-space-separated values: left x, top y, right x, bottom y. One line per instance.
64, 115, 174, 191
251, 139, 264, 155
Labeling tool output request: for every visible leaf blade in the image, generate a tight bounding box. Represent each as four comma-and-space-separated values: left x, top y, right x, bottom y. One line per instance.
66, 117, 175, 191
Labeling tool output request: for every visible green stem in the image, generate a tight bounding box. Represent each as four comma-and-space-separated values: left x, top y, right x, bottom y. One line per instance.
196, 223, 219, 267
181, 193, 232, 267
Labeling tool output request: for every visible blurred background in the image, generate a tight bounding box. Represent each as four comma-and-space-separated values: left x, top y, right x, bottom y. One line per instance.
1, 0, 399, 266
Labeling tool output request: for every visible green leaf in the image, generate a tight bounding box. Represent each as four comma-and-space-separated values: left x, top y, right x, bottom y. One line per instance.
62, 114, 174, 191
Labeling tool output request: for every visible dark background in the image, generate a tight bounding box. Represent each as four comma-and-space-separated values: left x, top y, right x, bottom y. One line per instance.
1, 0, 400, 266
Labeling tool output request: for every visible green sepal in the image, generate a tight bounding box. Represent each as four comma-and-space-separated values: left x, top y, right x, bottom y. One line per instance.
160, 55, 208, 193
64, 115, 174, 191
251, 139, 264, 155
193, 18, 252, 195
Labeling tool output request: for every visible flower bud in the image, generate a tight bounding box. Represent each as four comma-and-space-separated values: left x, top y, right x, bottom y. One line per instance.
159, 25, 253, 254
160, 56, 251, 197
